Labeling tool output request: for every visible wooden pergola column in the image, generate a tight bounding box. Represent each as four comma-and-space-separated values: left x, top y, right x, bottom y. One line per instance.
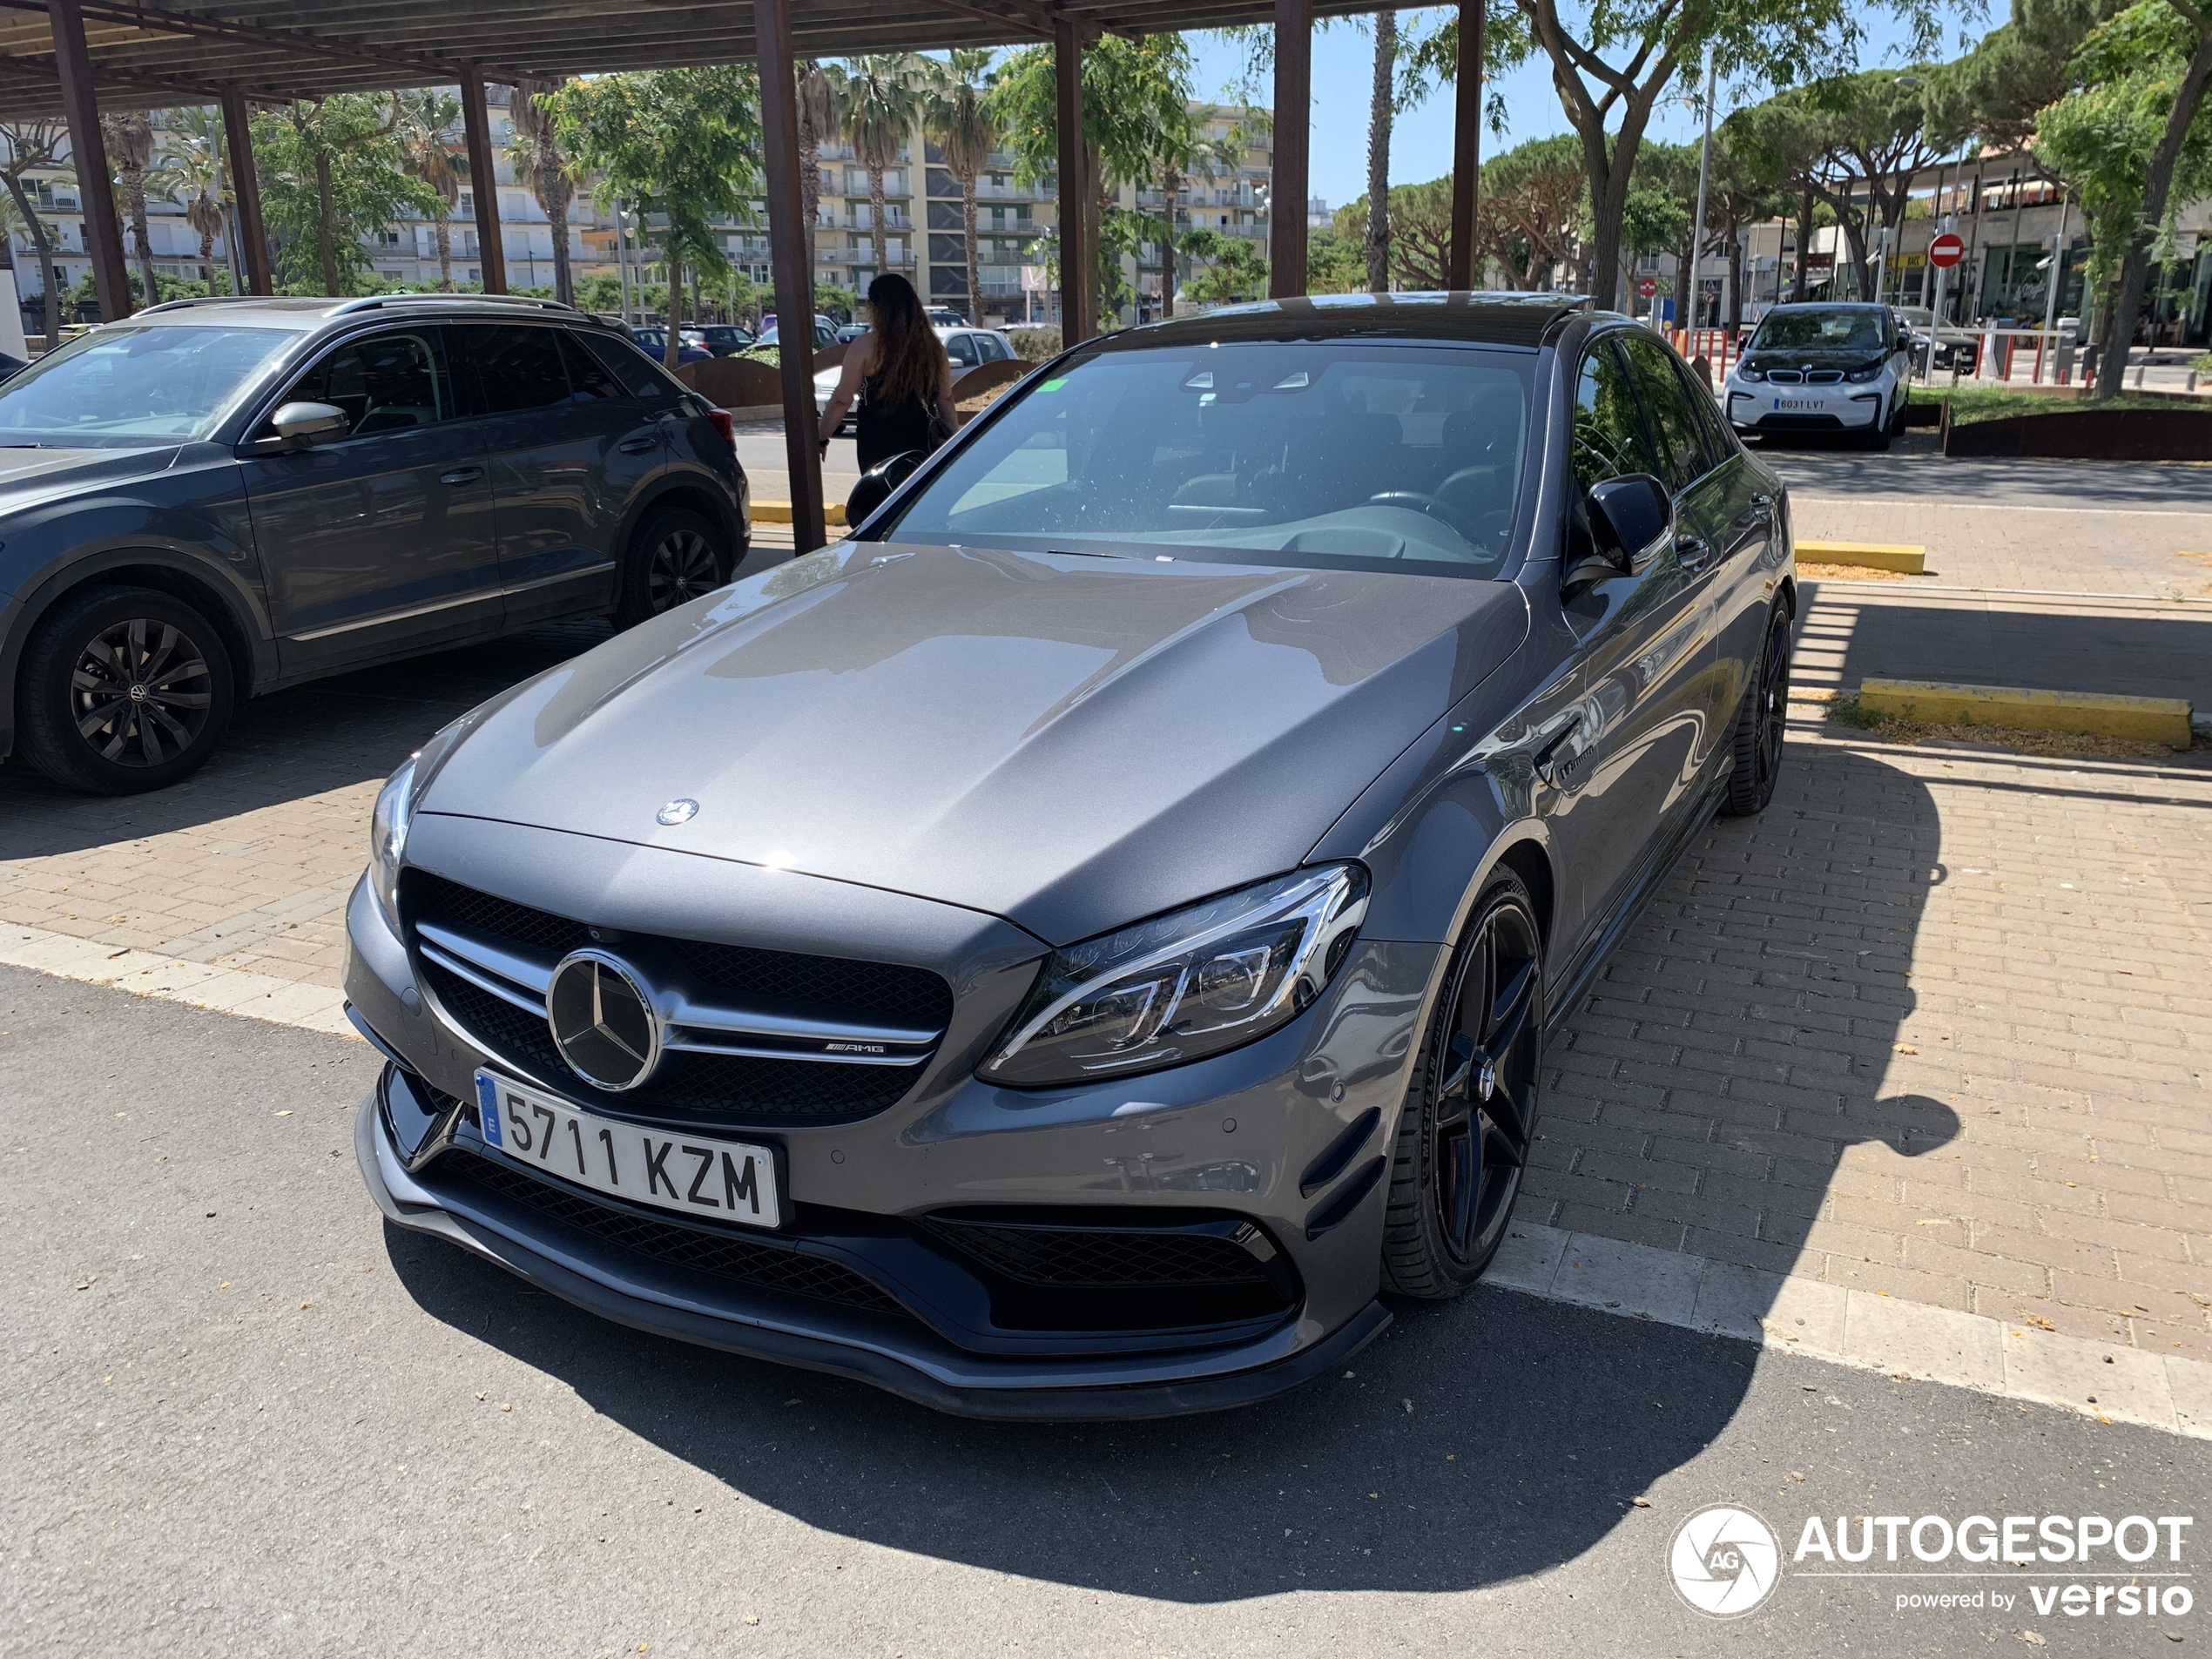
1267, 0, 1310, 299
1446, 0, 1483, 289
46, 0, 132, 319
753, 0, 826, 552
1053, 17, 1090, 342
459, 65, 507, 294
219, 84, 271, 295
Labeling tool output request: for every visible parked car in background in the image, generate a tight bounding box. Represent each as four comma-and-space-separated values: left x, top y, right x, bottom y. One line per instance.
0, 294, 748, 792
0, 349, 24, 381
694, 324, 754, 357
629, 326, 711, 366
835, 321, 872, 345
1722, 301, 1912, 449
1892, 306, 1978, 372
812, 326, 1021, 429
759, 315, 840, 352
925, 307, 967, 327
351, 295, 1798, 1417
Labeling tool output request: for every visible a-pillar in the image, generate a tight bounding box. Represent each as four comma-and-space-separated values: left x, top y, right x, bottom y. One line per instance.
219, 86, 272, 296
47, 0, 132, 320
752, 0, 826, 553
1446, 0, 1484, 289
460, 66, 508, 294
1053, 17, 1091, 342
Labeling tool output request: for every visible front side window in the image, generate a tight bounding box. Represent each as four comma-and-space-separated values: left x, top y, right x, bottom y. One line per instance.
1750, 307, 1888, 354
0, 324, 295, 445
282, 328, 452, 437
1618, 333, 1708, 491
1570, 339, 1659, 493
878, 342, 1534, 576
582, 332, 682, 402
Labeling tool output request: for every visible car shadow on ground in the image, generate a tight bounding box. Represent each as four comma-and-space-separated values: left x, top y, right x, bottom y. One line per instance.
386, 732, 1961, 1601
0, 621, 607, 861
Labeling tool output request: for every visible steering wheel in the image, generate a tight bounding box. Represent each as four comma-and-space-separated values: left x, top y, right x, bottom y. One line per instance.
1363, 490, 1489, 550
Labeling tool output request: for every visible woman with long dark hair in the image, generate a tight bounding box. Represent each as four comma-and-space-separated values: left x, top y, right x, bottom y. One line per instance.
819, 273, 957, 472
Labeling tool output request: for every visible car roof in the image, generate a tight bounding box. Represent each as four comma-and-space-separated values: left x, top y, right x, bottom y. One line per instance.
128, 293, 596, 334
1098, 292, 1592, 353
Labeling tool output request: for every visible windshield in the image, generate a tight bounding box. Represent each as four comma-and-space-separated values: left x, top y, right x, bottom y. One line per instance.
1750, 308, 1888, 354
0, 324, 296, 444
876, 342, 1534, 576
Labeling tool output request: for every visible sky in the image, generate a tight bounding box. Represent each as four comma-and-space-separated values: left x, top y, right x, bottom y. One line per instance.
1182, 6, 1992, 215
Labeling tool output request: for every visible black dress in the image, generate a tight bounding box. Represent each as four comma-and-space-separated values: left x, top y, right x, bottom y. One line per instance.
855, 372, 933, 472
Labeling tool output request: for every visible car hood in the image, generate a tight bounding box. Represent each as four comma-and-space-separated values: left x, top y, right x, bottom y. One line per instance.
1737, 348, 1887, 375
421, 542, 1530, 944
0, 443, 178, 508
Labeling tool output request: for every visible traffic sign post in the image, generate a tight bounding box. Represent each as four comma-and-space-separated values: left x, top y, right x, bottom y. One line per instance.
1927, 233, 1965, 269
1924, 232, 1966, 381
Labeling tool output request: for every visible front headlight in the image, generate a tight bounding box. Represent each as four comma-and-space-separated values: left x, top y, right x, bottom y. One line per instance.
1847, 361, 1885, 382
1737, 367, 1764, 383
978, 864, 1370, 1089
366, 718, 471, 933
368, 756, 417, 933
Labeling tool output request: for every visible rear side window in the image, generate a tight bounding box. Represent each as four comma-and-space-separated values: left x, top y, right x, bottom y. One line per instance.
285, 328, 453, 436
1617, 333, 1708, 491
558, 331, 624, 401
460, 324, 570, 414
1570, 338, 1660, 492
581, 331, 682, 401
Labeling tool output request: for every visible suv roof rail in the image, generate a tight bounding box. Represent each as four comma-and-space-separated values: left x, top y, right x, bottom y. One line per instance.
329, 293, 577, 315
135, 295, 269, 314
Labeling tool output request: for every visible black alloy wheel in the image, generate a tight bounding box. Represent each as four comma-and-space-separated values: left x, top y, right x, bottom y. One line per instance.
1722, 601, 1793, 817
17, 584, 236, 794
615, 505, 732, 629
1382, 873, 1545, 1297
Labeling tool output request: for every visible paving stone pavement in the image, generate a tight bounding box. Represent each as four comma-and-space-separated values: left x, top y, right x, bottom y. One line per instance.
1527, 708, 2212, 1363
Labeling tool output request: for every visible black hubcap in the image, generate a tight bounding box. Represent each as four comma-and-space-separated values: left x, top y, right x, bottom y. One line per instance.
1432, 898, 1542, 1264
648, 529, 719, 611
71, 617, 212, 767
1756, 616, 1791, 791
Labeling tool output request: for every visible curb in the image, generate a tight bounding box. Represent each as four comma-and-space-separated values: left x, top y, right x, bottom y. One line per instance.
0, 924, 354, 1038
754, 500, 847, 527
1797, 539, 1926, 574
1858, 678, 2195, 747
1487, 1224, 2212, 1440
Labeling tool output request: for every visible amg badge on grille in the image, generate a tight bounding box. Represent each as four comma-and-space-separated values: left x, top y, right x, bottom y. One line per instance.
546, 952, 662, 1090
657, 798, 700, 826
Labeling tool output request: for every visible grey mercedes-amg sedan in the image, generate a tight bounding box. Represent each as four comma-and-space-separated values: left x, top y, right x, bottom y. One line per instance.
348, 293, 1796, 1418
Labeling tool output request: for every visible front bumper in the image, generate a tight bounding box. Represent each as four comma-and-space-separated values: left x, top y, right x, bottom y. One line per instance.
345, 820, 1433, 1418
1724, 384, 1886, 431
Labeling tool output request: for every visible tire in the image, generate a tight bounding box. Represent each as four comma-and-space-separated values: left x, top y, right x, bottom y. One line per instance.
1381, 872, 1545, 1298
1720, 601, 1793, 818
16, 584, 236, 794
1859, 413, 1892, 451
1888, 394, 1909, 438
614, 504, 732, 630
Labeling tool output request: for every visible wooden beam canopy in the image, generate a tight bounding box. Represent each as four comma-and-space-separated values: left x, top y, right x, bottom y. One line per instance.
46, 0, 131, 318
752, 0, 826, 553
1053, 15, 1089, 342
457, 64, 505, 294
1446, 0, 1481, 289
219, 82, 269, 293
1266, 0, 1308, 299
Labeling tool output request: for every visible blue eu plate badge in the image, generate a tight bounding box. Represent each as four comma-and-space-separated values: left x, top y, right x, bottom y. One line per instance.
475, 1072, 503, 1147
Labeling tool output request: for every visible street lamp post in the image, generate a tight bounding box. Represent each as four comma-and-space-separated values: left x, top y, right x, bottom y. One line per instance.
1689, 44, 1716, 334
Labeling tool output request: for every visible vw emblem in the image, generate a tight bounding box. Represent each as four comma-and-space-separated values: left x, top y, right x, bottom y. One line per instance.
657, 798, 699, 826
545, 951, 662, 1091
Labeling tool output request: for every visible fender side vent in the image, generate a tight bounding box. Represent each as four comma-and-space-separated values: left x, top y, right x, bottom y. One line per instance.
1305, 1155, 1387, 1241
1299, 1107, 1381, 1197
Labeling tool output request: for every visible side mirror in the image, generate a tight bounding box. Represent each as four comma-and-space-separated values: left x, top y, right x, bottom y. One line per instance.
267, 400, 348, 447
844, 448, 924, 527
1570, 473, 1673, 589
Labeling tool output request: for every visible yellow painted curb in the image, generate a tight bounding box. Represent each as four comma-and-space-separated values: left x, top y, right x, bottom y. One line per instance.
1797, 539, 1926, 574
752, 501, 847, 527
1858, 679, 2195, 748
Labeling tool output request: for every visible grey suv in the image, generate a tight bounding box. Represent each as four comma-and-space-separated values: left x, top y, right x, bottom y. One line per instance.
0, 294, 750, 793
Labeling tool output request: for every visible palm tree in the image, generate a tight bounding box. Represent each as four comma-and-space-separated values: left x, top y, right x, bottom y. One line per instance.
926, 49, 997, 324
838, 55, 929, 277
395, 91, 465, 292
164, 106, 229, 287
796, 61, 839, 287
100, 109, 160, 305
506, 79, 574, 305
0, 121, 67, 342
1366, 12, 1396, 293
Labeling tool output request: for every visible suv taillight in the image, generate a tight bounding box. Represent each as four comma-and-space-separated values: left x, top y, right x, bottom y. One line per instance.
707, 409, 734, 445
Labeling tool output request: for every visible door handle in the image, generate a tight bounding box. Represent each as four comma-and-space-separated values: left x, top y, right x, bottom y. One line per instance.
1534, 711, 1584, 789
1675, 534, 1712, 571
1747, 492, 1774, 517
617, 436, 659, 455
438, 467, 483, 486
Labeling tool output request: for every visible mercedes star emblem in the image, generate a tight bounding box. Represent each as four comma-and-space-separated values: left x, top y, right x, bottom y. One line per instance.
545, 951, 662, 1090
657, 798, 700, 826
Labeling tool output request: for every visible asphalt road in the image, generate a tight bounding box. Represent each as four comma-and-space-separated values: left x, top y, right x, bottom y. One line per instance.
3, 965, 2204, 1659
1755, 430, 2212, 513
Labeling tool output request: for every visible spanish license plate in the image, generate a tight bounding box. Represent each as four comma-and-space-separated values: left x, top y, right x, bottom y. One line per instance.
473, 1070, 783, 1230
1773, 397, 1823, 410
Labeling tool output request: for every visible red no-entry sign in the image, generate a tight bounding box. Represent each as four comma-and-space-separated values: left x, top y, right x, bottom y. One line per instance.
1928, 233, 1966, 270
1637, 276, 1659, 299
